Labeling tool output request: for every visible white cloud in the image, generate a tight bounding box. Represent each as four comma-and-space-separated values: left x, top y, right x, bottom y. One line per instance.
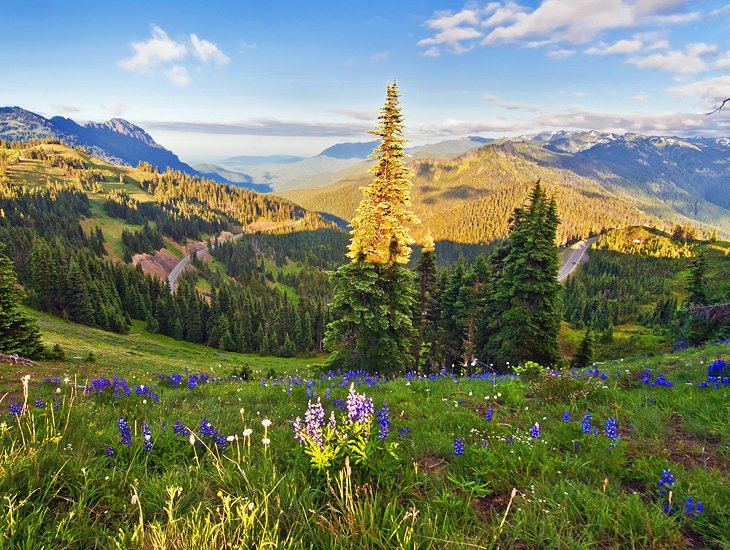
417, 26, 482, 54
427, 9, 482, 31
190, 34, 229, 65
546, 48, 575, 59
418, 0, 703, 55
370, 51, 391, 62
629, 43, 717, 74
716, 52, 730, 69
645, 39, 670, 51
51, 104, 81, 113
633, 93, 652, 100
586, 39, 643, 55
102, 102, 127, 116
119, 25, 187, 74
164, 65, 191, 87
668, 75, 730, 108
482, 93, 543, 112
119, 25, 231, 86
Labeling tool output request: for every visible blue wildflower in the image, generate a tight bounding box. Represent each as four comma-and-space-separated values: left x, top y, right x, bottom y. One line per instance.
529, 423, 541, 439
454, 438, 465, 456
605, 416, 619, 446
582, 412, 592, 434
106, 445, 115, 456
485, 406, 493, 422
119, 417, 132, 446
562, 411, 570, 423
376, 401, 390, 441
34, 400, 44, 409
9, 402, 22, 416
142, 422, 153, 452
658, 469, 674, 496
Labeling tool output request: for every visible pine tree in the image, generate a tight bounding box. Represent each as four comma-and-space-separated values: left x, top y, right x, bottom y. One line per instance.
482, 182, 562, 369
573, 327, 594, 368
414, 233, 439, 372
324, 82, 419, 374
686, 252, 708, 306
0, 253, 45, 358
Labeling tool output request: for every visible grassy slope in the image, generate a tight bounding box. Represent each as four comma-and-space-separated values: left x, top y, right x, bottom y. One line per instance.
1, 330, 728, 548
0, 307, 321, 395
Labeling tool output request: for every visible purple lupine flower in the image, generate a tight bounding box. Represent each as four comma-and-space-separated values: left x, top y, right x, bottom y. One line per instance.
294, 398, 326, 448
454, 438, 465, 455
142, 422, 153, 452
346, 383, 374, 425
187, 374, 200, 390
376, 401, 390, 441
9, 402, 22, 416
562, 411, 570, 423
118, 417, 132, 446
684, 497, 703, 518
529, 423, 541, 439
485, 406, 493, 422
106, 445, 115, 456
34, 400, 44, 409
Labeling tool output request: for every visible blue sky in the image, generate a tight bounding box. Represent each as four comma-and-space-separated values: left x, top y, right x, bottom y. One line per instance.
2, 1, 729, 160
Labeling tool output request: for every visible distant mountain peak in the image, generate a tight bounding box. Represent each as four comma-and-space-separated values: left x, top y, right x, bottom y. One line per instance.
84, 118, 157, 146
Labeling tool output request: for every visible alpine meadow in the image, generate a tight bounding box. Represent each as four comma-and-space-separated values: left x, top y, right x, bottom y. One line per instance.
2, 3, 730, 549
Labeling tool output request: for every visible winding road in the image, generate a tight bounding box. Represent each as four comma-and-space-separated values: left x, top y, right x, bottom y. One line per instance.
167, 233, 244, 292
558, 237, 598, 282
168, 233, 597, 292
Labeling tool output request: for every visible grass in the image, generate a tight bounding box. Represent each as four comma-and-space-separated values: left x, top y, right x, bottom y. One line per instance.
0, 308, 321, 395
1, 314, 728, 548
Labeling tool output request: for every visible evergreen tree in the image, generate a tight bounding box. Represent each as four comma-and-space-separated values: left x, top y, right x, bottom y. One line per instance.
0, 253, 44, 358
481, 182, 562, 369
414, 233, 439, 372
325, 82, 419, 374
573, 327, 594, 368
686, 252, 708, 306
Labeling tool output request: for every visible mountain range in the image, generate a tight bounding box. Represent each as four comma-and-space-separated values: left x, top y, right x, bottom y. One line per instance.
282, 131, 730, 244
0, 106, 197, 176
2, 106, 728, 242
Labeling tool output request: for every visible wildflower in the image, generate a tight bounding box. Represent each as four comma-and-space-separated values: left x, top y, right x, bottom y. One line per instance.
562, 411, 570, 423
658, 469, 674, 496
261, 419, 272, 428
9, 402, 22, 416
173, 420, 190, 436
106, 445, 115, 456
262, 437, 270, 446
346, 383, 374, 424
187, 374, 200, 390
581, 412, 592, 434
34, 400, 44, 409
142, 423, 153, 452
529, 423, 541, 439
243, 428, 253, 437
684, 497, 703, 518
605, 417, 619, 446
376, 401, 390, 440
118, 417, 132, 446
485, 406, 493, 422
454, 438, 465, 456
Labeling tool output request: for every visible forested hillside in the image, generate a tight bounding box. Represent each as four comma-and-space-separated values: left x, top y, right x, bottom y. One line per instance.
0, 139, 338, 354
283, 136, 730, 246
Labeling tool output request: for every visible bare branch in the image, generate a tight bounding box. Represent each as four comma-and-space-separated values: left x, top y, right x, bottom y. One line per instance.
706, 98, 730, 115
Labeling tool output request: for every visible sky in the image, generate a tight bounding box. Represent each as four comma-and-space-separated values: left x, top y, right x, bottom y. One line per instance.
2, 0, 730, 161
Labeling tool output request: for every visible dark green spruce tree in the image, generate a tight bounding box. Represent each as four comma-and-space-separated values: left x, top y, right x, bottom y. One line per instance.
324, 82, 419, 374
573, 327, 594, 368
0, 253, 45, 358
685, 251, 708, 306
481, 182, 562, 369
